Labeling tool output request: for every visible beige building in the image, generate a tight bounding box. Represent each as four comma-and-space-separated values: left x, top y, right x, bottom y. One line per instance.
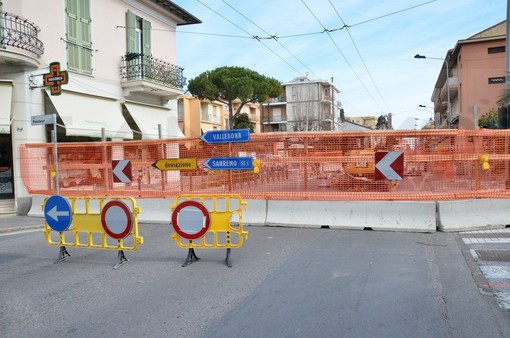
0, 0, 200, 214
225, 99, 262, 133
346, 116, 377, 129
178, 96, 224, 138
427, 21, 506, 129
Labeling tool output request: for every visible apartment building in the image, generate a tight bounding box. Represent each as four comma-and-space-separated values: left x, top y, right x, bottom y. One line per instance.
0, 0, 200, 214
428, 21, 506, 129
261, 77, 340, 133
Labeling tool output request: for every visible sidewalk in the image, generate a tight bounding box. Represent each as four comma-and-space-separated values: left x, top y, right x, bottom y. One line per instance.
0, 214, 45, 233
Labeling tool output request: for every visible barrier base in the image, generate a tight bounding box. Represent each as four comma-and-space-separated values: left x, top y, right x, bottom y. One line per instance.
55, 246, 70, 263
113, 250, 129, 270
226, 248, 232, 268
182, 248, 200, 267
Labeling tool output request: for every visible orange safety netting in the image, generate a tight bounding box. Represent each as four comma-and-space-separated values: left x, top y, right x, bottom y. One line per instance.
19, 129, 510, 201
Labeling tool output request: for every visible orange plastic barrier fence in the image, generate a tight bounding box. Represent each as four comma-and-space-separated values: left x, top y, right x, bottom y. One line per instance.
19, 129, 510, 201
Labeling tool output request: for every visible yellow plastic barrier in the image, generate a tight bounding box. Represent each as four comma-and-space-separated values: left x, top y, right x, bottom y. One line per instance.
170, 194, 248, 267
42, 196, 143, 268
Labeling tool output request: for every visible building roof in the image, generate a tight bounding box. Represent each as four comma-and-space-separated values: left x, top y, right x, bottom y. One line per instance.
149, 0, 201, 26
283, 76, 340, 93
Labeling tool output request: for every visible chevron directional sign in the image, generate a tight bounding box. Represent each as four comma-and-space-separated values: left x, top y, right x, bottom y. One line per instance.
374, 151, 404, 180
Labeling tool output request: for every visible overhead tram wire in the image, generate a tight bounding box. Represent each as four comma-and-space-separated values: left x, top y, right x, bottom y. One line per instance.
178, 1, 437, 41
195, 0, 303, 76
328, 0, 393, 116
300, 0, 384, 115
220, 0, 320, 80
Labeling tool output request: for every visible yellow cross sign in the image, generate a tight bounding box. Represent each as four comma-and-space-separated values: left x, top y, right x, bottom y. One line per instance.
152, 158, 197, 171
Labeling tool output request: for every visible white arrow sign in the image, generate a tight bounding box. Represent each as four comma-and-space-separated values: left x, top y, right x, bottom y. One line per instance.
112, 160, 132, 183
47, 205, 70, 222
375, 151, 403, 180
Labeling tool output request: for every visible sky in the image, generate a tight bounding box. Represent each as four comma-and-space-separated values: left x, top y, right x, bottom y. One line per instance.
172, 0, 507, 130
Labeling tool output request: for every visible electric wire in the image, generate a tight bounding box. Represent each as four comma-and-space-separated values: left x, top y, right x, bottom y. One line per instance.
300, 0, 384, 115
220, 0, 320, 79
328, 0, 393, 116
176, 0, 437, 41
195, 0, 304, 76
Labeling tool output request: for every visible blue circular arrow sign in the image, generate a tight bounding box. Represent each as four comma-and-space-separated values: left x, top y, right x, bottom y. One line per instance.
44, 195, 72, 232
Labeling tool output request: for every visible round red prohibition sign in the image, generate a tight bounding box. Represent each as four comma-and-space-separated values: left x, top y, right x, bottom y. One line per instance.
171, 200, 210, 240
101, 200, 133, 239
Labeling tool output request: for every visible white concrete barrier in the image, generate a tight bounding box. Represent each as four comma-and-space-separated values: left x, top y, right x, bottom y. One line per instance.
28, 194, 46, 217
242, 199, 267, 226
136, 198, 174, 224
265, 200, 437, 232
438, 199, 510, 232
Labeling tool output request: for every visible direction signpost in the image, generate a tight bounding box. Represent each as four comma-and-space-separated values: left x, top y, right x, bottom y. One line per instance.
203, 157, 254, 170
152, 158, 197, 171
199, 128, 250, 144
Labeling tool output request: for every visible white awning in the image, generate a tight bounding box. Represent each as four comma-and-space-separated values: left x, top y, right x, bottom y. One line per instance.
124, 102, 184, 139
46, 90, 133, 139
0, 81, 13, 134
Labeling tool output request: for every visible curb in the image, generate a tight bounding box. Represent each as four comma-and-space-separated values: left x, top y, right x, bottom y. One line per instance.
0, 224, 45, 234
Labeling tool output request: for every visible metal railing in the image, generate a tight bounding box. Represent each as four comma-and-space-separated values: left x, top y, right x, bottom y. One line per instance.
0, 11, 44, 56
120, 53, 186, 89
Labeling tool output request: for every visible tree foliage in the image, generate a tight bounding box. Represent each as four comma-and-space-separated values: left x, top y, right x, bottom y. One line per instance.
478, 108, 498, 129
232, 113, 254, 132
188, 66, 282, 129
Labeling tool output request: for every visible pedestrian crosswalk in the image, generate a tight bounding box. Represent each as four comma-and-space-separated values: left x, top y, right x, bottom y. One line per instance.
461, 228, 510, 310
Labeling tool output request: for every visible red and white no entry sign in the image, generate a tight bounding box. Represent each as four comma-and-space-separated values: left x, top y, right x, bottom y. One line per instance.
101, 200, 133, 239
171, 200, 210, 240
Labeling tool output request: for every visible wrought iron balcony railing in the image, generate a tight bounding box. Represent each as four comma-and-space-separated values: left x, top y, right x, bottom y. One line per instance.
0, 11, 44, 56
120, 53, 186, 90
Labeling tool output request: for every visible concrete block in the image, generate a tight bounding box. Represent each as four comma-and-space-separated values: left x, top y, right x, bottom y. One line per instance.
266, 200, 436, 232
438, 199, 510, 232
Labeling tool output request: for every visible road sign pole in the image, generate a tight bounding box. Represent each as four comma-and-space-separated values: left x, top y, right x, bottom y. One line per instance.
52, 114, 59, 195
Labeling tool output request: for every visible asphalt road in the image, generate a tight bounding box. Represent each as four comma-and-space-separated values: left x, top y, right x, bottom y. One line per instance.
1, 224, 509, 338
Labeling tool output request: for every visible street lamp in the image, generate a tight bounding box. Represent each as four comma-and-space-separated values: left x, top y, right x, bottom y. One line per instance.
414, 54, 452, 129
418, 104, 434, 124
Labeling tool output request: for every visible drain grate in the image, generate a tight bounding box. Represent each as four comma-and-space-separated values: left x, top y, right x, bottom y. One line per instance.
476, 250, 510, 262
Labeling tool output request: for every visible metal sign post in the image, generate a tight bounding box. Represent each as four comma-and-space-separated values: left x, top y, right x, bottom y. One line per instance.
31, 113, 59, 194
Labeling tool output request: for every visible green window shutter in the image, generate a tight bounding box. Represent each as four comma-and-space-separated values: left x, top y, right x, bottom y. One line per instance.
126, 11, 136, 53
79, 0, 92, 73
66, 0, 91, 74
79, 0, 91, 47
66, 0, 79, 70
142, 19, 151, 56
66, 0, 78, 42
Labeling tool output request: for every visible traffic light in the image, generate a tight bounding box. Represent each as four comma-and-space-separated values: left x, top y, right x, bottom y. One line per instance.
253, 158, 261, 174
480, 153, 490, 170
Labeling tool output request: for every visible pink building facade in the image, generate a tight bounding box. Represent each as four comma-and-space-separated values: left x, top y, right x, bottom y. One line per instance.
431, 21, 506, 129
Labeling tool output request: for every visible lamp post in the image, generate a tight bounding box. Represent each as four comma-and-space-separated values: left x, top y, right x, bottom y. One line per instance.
418, 104, 434, 127
414, 54, 452, 129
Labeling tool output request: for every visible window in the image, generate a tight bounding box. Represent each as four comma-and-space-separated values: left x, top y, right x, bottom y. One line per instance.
488, 46, 505, 54
126, 11, 151, 56
65, 0, 92, 74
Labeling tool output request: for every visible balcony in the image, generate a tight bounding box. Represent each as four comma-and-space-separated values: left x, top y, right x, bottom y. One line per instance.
262, 117, 286, 124
0, 11, 44, 67
120, 53, 186, 100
